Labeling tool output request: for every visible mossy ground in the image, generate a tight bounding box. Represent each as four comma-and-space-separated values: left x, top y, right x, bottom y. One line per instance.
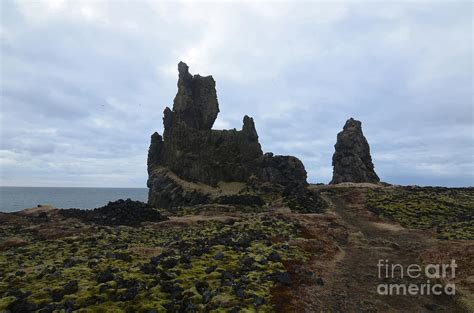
0, 211, 308, 312
366, 187, 474, 240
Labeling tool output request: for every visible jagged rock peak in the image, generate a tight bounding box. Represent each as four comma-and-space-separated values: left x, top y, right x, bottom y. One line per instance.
242, 115, 258, 140
330, 117, 380, 184
343, 117, 362, 130
171, 61, 219, 130
177, 61, 192, 80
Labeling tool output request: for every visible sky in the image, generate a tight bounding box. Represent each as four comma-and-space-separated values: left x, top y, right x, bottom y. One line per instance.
0, 0, 472, 187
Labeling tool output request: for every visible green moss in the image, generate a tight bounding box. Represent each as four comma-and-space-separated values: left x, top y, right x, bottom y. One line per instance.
367, 187, 474, 240
0, 212, 307, 311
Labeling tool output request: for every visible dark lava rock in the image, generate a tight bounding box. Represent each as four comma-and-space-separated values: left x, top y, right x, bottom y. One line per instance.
173, 61, 220, 131
59, 199, 167, 226
234, 286, 246, 299
147, 62, 310, 208
160, 271, 175, 281
214, 194, 264, 206
267, 251, 282, 262
141, 262, 158, 275
15, 270, 25, 277
202, 290, 212, 304
7, 298, 37, 312
205, 265, 217, 274
161, 282, 183, 299
96, 269, 115, 284
119, 286, 138, 301
254, 296, 266, 306
213, 252, 224, 260
273, 271, 292, 286
62, 280, 78, 295
162, 257, 178, 269
51, 280, 78, 302
195, 281, 209, 295
99, 284, 110, 293
63, 258, 77, 268
285, 187, 328, 213
258, 153, 307, 189
330, 118, 379, 184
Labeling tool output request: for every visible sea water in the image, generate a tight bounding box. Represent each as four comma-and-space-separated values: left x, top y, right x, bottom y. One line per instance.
0, 187, 148, 212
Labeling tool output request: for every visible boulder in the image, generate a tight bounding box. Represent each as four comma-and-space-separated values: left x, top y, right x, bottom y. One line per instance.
330, 118, 379, 184
258, 153, 307, 189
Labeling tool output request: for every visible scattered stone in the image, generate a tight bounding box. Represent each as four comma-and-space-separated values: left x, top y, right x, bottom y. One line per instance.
141, 262, 158, 275
195, 281, 209, 295
273, 271, 292, 286
51, 280, 78, 302
214, 252, 224, 260
15, 270, 25, 277
119, 286, 138, 301
202, 290, 212, 304
162, 257, 178, 269
63, 258, 77, 268
205, 265, 217, 274
267, 251, 282, 262
62, 280, 79, 295
254, 296, 265, 306
96, 269, 115, 284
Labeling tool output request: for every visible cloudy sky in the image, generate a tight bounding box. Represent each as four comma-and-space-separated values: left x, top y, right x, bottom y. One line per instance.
0, 0, 472, 187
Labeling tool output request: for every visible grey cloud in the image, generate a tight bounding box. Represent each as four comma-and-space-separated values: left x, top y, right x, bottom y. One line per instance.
0, 1, 472, 187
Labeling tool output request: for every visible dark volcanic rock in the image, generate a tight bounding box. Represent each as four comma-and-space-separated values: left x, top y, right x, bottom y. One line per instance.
173, 61, 220, 131
147, 62, 309, 208
214, 194, 264, 206
59, 199, 167, 226
330, 118, 379, 184
258, 153, 307, 188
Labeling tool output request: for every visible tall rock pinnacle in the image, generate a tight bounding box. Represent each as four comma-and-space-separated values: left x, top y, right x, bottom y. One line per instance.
171, 61, 219, 130
330, 118, 380, 184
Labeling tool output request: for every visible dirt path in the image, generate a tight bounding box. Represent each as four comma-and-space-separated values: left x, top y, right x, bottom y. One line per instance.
278, 187, 466, 312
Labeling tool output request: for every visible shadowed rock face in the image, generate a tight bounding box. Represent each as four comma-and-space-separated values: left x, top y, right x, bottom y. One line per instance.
330, 118, 379, 184
147, 62, 308, 208
172, 61, 220, 131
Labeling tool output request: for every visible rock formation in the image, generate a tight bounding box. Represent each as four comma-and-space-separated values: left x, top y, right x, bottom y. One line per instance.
330, 118, 379, 184
147, 62, 309, 208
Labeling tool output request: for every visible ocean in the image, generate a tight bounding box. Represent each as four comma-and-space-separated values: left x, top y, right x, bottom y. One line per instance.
0, 187, 149, 213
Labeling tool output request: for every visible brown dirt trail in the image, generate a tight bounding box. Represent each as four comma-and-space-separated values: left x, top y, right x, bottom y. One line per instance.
275, 187, 467, 312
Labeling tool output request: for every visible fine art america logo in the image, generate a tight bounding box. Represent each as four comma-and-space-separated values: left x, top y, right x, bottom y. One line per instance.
377, 259, 456, 296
